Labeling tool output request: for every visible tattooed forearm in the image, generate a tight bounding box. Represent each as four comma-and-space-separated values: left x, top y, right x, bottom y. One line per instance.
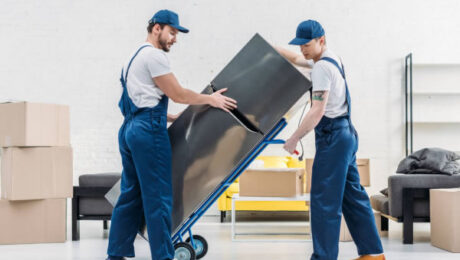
312, 91, 325, 101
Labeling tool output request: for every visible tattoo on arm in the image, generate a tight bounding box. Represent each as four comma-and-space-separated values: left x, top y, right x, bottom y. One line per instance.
312, 91, 325, 101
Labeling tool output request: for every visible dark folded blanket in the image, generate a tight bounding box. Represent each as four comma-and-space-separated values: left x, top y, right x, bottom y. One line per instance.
396, 148, 460, 175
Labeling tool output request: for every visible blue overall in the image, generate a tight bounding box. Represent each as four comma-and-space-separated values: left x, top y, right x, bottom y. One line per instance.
310, 57, 383, 260
107, 45, 175, 260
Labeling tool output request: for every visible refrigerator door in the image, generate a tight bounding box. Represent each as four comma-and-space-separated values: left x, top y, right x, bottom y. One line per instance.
211, 33, 312, 134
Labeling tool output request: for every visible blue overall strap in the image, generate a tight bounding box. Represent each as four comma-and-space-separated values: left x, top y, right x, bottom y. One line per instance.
118, 44, 153, 118
319, 57, 351, 116
120, 44, 153, 86
319, 56, 358, 137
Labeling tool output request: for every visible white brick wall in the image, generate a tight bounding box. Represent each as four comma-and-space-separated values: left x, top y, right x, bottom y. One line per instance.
1, 0, 460, 212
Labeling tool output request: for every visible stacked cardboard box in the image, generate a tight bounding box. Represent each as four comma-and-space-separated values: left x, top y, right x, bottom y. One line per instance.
0, 102, 73, 244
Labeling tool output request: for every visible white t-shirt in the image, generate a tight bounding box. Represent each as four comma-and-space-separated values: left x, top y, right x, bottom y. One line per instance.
310, 49, 348, 118
122, 43, 171, 108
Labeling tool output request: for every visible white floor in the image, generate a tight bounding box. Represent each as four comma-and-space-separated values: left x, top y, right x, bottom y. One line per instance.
0, 216, 459, 260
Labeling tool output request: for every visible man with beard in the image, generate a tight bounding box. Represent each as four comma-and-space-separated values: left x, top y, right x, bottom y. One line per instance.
106, 9, 237, 260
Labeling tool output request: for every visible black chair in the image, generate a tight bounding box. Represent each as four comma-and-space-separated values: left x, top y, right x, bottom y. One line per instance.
72, 173, 121, 241
371, 174, 460, 244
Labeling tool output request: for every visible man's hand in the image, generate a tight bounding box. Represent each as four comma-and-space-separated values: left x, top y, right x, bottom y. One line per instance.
209, 88, 237, 112
283, 136, 300, 154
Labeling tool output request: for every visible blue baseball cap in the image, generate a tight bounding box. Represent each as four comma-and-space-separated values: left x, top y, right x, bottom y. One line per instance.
149, 9, 189, 33
289, 20, 324, 45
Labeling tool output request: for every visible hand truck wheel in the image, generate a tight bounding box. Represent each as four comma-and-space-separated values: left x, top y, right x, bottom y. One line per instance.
174, 242, 196, 260
186, 234, 208, 259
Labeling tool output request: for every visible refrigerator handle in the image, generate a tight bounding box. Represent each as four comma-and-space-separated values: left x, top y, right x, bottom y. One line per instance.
210, 81, 265, 135
228, 109, 264, 135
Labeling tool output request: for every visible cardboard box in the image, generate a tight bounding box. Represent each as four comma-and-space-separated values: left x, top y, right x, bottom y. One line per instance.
239, 168, 304, 197
340, 212, 383, 242
305, 159, 314, 194
1, 146, 73, 200
430, 188, 460, 252
357, 159, 370, 187
0, 102, 70, 147
305, 158, 370, 193
0, 199, 66, 245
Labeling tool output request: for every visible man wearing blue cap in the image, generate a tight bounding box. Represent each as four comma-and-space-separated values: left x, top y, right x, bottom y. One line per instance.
277, 20, 385, 260
106, 10, 237, 260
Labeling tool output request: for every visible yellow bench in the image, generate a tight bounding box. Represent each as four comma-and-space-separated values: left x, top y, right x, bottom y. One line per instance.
217, 156, 309, 222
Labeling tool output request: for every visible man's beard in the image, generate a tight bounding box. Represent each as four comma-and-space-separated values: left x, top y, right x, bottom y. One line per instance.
158, 37, 170, 52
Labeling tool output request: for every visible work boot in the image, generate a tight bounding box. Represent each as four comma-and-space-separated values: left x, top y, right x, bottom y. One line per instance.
353, 255, 385, 260
105, 256, 126, 260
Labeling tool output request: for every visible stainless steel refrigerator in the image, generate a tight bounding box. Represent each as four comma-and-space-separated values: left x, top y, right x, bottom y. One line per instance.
106, 33, 312, 236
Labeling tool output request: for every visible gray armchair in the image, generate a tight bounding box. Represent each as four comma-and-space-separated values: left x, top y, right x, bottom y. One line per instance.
370, 174, 460, 244
72, 173, 121, 241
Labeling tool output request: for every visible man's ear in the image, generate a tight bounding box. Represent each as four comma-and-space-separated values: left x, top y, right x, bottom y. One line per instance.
320, 36, 326, 45
153, 23, 162, 34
